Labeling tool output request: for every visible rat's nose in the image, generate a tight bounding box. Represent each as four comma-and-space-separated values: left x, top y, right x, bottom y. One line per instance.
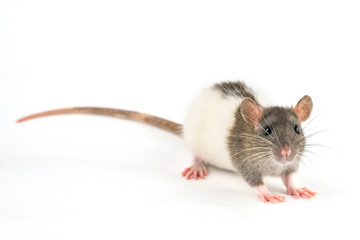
281, 147, 292, 158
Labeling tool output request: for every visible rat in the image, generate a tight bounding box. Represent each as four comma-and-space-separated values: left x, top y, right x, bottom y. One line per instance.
17, 81, 316, 203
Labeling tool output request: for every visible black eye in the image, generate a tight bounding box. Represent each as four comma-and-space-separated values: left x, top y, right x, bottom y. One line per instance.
294, 125, 301, 134
264, 126, 272, 136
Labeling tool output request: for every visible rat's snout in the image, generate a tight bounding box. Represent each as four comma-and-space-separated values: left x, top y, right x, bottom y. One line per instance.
280, 147, 292, 158
275, 145, 294, 164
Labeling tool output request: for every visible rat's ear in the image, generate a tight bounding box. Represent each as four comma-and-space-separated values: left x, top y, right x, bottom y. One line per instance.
294, 95, 313, 122
240, 98, 263, 127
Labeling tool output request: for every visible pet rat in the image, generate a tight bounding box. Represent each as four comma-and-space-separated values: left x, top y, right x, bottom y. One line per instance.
17, 81, 316, 203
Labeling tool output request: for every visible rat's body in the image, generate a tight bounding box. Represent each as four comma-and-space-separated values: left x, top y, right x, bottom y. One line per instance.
18, 81, 316, 203
184, 85, 241, 172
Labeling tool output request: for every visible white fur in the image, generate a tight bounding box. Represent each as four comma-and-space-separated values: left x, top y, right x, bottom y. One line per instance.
183, 87, 243, 171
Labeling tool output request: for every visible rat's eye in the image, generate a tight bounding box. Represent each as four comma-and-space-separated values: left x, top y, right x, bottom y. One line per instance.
294, 125, 301, 134
264, 126, 272, 136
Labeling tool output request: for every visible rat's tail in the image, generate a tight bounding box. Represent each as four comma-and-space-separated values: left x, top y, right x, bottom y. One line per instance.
17, 107, 183, 136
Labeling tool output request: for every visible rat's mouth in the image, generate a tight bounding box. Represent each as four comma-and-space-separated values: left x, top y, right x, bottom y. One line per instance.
273, 158, 294, 166
274, 152, 298, 165
280, 156, 294, 163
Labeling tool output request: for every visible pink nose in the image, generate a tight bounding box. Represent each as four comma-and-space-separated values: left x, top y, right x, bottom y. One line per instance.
281, 148, 292, 157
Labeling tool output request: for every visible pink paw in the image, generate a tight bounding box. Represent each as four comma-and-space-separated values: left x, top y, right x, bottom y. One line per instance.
181, 157, 208, 180
181, 165, 208, 180
258, 193, 286, 204
255, 185, 285, 203
256, 185, 286, 204
287, 187, 316, 199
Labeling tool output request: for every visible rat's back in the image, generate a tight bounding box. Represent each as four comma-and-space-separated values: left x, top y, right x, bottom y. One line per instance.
183, 82, 257, 171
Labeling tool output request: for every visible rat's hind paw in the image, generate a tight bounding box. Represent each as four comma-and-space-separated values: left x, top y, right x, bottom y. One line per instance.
287, 187, 316, 199
181, 158, 208, 180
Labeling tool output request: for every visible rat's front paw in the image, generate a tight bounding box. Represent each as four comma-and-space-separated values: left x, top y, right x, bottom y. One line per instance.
255, 185, 286, 203
258, 193, 286, 204
287, 187, 316, 199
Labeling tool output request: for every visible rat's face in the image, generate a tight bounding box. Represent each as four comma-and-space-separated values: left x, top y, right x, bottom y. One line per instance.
255, 108, 305, 164
240, 95, 313, 165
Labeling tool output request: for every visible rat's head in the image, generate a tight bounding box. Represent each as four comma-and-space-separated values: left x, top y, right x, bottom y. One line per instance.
240, 95, 313, 165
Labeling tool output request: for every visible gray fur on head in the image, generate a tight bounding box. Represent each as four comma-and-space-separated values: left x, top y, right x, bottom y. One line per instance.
215, 81, 312, 187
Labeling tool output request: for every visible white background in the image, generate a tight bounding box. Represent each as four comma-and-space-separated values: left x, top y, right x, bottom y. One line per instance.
1, 0, 359, 239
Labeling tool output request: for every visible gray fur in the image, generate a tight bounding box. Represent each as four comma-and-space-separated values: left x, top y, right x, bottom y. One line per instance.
219, 82, 306, 187
213, 81, 261, 106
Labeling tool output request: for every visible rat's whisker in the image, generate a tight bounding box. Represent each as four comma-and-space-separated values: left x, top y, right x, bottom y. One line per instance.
297, 152, 313, 163
303, 126, 321, 133
299, 157, 311, 172
301, 150, 318, 165
302, 111, 323, 131
240, 151, 272, 162
256, 154, 274, 170
304, 129, 330, 139
305, 143, 335, 151
237, 151, 272, 170
229, 134, 273, 146
230, 147, 272, 159
298, 152, 315, 171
